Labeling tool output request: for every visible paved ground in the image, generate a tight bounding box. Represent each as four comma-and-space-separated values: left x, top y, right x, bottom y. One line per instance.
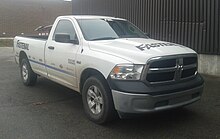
0, 47, 220, 139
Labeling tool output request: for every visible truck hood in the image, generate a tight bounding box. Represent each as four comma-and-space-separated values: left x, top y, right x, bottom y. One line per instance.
88, 38, 196, 64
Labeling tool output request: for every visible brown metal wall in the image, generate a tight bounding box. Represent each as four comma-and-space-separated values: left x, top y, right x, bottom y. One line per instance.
0, 0, 72, 37
72, 0, 220, 55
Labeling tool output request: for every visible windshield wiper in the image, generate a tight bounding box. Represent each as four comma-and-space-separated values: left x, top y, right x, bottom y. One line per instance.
91, 37, 118, 41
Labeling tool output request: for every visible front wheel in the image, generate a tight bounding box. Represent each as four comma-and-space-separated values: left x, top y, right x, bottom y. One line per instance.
20, 58, 37, 86
82, 76, 117, 124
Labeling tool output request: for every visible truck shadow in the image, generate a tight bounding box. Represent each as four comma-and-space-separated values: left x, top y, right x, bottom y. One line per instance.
34, 77, 200, 135
103, 108, 200, 138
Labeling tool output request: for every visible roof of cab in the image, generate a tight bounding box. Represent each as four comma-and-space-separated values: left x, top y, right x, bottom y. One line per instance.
58, 15, 126, 20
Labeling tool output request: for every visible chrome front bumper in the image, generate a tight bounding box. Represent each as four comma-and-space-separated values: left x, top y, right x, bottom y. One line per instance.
112, 85, 203, 113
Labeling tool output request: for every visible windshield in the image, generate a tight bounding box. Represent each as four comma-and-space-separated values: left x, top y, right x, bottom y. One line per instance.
77, 19, 148, 41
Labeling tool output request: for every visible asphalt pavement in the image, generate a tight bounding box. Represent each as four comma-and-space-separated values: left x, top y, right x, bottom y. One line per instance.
0, 47, 219, 139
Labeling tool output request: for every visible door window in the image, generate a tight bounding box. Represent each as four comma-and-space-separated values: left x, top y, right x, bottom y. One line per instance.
53, 20, 78, 41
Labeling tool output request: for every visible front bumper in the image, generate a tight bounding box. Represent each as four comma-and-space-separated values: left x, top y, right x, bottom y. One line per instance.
112, 85, 203, 113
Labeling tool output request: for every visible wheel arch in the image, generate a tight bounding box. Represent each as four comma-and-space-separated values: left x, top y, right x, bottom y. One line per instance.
79, 68, 110, 93
19, 51, 28, 65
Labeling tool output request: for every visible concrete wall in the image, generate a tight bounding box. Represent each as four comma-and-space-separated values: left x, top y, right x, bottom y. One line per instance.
198, 54, 220, 76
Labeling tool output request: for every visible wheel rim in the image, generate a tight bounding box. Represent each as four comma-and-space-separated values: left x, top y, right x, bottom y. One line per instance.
22, 63, 28, 81
87, 85, 103, 115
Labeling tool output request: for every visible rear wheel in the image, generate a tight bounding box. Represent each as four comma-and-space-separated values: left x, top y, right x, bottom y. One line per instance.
82, 76, 117, 124
20, 58, 37, 86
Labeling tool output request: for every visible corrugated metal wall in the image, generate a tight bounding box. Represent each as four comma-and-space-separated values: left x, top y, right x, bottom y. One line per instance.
72, 0, 220, 55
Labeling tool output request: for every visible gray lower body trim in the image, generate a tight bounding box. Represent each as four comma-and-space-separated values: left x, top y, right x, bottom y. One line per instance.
112, 85, 203, 113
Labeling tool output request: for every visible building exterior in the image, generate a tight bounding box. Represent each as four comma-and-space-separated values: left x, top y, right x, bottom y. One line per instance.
0, 0, 72, 37
72, 0, 220, 76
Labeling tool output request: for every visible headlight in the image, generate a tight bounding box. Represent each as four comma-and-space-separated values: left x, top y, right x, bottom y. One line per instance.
110, 64, 144, 80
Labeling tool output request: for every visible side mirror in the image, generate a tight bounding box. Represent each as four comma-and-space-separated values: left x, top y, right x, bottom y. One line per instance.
71, 39, 79, 45
55, 34, 79, 44
55, 34, 71, 43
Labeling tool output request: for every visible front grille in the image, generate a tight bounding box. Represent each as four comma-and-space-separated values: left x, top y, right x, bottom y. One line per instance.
146, 55, 197, 84
149, 59, 176, 68
146, 71, 175, 82
181, 67, 197, 78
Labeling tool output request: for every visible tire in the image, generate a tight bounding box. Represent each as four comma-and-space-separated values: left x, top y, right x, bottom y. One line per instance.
82, 75, 117, 124
20, 58, 37, 86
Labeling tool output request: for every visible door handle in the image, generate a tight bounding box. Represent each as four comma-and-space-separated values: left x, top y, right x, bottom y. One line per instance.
48, 46, 55, 50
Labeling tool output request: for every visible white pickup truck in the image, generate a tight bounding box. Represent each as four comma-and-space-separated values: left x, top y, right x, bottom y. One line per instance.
14, 15, 204, 124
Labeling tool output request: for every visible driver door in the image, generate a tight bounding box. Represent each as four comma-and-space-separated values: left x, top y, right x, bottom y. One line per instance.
45, 19, 80, 87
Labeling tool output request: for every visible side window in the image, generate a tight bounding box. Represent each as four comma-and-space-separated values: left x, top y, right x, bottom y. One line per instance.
52, 20, 78, 41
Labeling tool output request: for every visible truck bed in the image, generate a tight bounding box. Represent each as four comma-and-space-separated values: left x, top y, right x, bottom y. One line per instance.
18, 35, 48, 40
